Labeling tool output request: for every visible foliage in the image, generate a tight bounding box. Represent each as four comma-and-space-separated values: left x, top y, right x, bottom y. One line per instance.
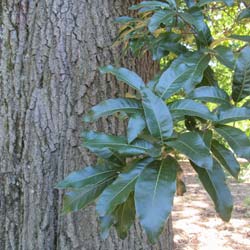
57, 0, 250, 243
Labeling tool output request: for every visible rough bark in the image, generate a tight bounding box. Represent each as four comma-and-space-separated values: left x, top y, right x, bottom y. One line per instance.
0, 1, 173, 250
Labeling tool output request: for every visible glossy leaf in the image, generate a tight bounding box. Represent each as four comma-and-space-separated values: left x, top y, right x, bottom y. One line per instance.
96, 157, 153, 216
215, 125, 250, 159
135, 157, 178, 243
100, 65, 145, 91
83, 98, 142, 122
148, 10, 174, 32
197, 0, 234, 6
229, 35, 250, 42
127, 113, 146, 143
63, 175, 116, 213
56, 166, 117, 189
169, 99, 217, 121
191, 160, 233, 222
141, 88, 173, 140
155, 52, 210, 99
214, 46, 235, 69
217, 107, 250, 124
167, 132, 213, 170
188, 86, 230, 104
211, 139, 240, 179
114, 193, 136, 239
232, 46, 250, 102
82, 131, 160, 157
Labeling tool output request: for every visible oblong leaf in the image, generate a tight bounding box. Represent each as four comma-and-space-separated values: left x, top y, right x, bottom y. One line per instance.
96, 157, 153, 216
155, 52, 210, 99
63, 175, 116, 213
238, 8, 250, 21
188, 86, 230, 104
100, 65, 145, 91
127, 113, 146, 143
167, 132, 213, 170
169, 99, 217, 121
215, 125, 250, 159
211, 139, 240, 179
191, 160, 233, 222
56, 166, 117, 189
83, 98, 142, 122
82, 131, 160, 157
135, 156, 178, 243
141, 88, 173, 140
229, 35, 250, 42
232, 46, 250, 102
217, 107, 250, 124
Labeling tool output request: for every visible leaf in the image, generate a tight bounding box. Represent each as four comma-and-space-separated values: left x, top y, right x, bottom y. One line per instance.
238, 8, 250, 21
155, 52, 210, 99
82, 131, 160, 157
169, 99, 217, 121
232, 46, 250, 102
129, 1, 170, 10
127, 113, 146, 143
211, 140, 240, 179
148, 10, 174, 33
197, 0, 234, 7
83, 98, 143, 122
167, 132, 213, 170
229, 35, 250, 42
200, 66, 219, 87
215, 125, 250, 159
96, 157, 153, 216
141, 88, 173, 140
200, 129, 213, 148
63, 175, 116, 213
99, 215, 114, 239
135, 156, 178, 243
56, 166, 117, 189
191, 160, 233, 222
217, 107, 250, 124
213, 46, 235, 69
114, 193, 136, 239
188, 86, 230, 104
100, 65, 145, 91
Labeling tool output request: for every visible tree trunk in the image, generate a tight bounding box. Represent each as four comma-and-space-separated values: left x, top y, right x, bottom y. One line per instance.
0, 1, 173, 250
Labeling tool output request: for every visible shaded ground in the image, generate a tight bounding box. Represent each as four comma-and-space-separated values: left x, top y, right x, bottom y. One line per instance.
173, 162, 250, 250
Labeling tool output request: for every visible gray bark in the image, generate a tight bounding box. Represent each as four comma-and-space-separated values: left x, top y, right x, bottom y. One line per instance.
0, 0, 173, 250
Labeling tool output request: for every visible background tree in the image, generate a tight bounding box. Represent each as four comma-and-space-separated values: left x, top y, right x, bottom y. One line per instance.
0, 1, 172, 250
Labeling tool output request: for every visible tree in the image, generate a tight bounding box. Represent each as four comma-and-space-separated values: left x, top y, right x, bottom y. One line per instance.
0, 1, 172, 250
58, 0, 250, 244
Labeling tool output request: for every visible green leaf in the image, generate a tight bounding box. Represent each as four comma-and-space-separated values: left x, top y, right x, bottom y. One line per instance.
100, 215, 114, 239
188, 86, 230, 104
238, 8, 250, 21
148, 10, 174, 33
215, 125, 250, 159
214, 46, 235, 69
197, 0, 234, 7
169, 99, 217, 121
232, 46, 250, 102
155, 52, 210, 99
63, 175, 116, 213
100, 65, 145, 91
229, 35, 250, 42
200, 129, 213, 148
200, 66, 219, 87
167, 132, 213, 170
96, 157, 153, 216
56, 166, 117, 189
129, 1, 170, 10
82, 131, 161, 157
141, 88, 173, 140
135, 156, 178, 243
211, 140, 240, 179
217, 107, 250, 124
83, 98, 142, 122
127, 113, 146, 143
114, 193, 136, 239
191, 160, 233, 222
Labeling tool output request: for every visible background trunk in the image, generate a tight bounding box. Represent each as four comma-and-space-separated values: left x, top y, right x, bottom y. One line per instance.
0, 1, 173, 249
